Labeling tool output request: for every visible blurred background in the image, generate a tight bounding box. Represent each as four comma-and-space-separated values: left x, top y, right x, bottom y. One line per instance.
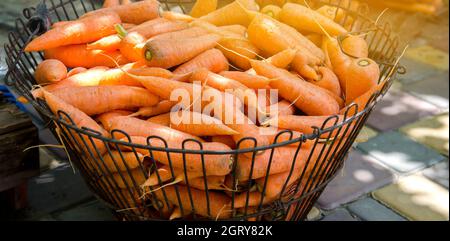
0, 0, 448, 221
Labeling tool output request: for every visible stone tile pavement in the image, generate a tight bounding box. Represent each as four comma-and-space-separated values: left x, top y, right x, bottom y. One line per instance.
0, 1, 449, 221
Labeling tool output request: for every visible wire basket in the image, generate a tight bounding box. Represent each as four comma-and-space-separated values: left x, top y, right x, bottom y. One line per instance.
4, 0, 403, 221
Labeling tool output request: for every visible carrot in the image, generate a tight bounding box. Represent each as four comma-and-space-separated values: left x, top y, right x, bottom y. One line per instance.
147, 113, 171, 126
256, 0, 286, 7
44, 44, 129, 68
341, 81, 385, 116
150, 26, 208, 42
109, 116, 202, 142
190, 20, 242, 38
265, 48, 297, 69
50, 86, 159, 116
238, 0, 260, 11
143, 165, 204, 187
51, 20, 71, 29
169, 110, 239, 136
32, 67, 109, 99
190, 0, 218, 18
212, 135, 237, 149
143, 34, 221, 68
235, 145, 317, 180
341, 35, 369, 59
255, 167, 305, 199
42, 91, 108, 155
25, 11, 121, 52
306, 33, 323, 47
267, 100, 296, 116
119, 136, 232, 176
84, 0, 160, 24
247, 14, 323, 59
278, 3, 347, 36
173, 48, 229, 75
261, 5, 282, 19
326, 39, 379, 105
232, 191, 274, 208
131, 100, 177, 117
217, 37, 260, 70
99, 151, 144, 173
186, 175, 226, 190
87, 35, 123, 52
110, 168, 147, 189
103, 0, 120, 8
162, 11, 195, 23
219, 25, 247, 37
66, 67, 87, 77
198, 1, 255, 26
259, 127, 306, 146
264, 114, 345, 135
309, 66, 342, 97
120, 0, 132, 4
152, 185, 231, 219
251, 60, 339, 116
34, 59, 67, 84
97, 110, 133, 129
316, 5, 354, 30
99, 64, 173, 87
291, 48, 323, 80
120, 18, 189, 62
219, 71, 270, 89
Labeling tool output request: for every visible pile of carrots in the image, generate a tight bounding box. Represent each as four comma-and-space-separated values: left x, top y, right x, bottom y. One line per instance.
26, 0, 385, 220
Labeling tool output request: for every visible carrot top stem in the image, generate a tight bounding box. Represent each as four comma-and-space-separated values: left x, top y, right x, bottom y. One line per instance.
358, 59, 370, 67
144, 50, 153, 61
115, 24, 128, 39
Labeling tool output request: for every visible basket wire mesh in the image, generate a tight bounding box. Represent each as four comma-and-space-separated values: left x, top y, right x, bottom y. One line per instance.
3, 0, 403, 221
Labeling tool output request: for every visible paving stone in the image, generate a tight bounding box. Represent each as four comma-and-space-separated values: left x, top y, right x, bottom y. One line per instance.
317, 150, 395, 210
405, 45, 449, 71
372, 175, 449, 221
398, 57, 444, 84
403, 72, 449, 110
400, 113, 449, 156
53, 200, 115, 221
422, 160, 449, 188
321, 209, 358, 221
358, 131, 446, 173
306, 207, 321, 221
355, 126, 378, 144
24, 162, 93, 219
347, 198, 407, 221
366, 90, 441, 131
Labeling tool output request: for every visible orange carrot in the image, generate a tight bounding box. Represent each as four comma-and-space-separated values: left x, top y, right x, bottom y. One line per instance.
173, 48, 229, 75
100, 151, 144, 172
119, 136, 232, 176
267, 99, 296, 116
25, 11, 121, 52
99, 64, 173, 87
152, 185, 231, 219
51, 20, 71, 29
235, 145, 317, 180
261, 5, 282, 19
66, 67, 87, 77
255, 167, 305, 199
44, 44, 129, 68
87, 35, 123, 52
219, 25, 247, 37
131, 100, 177, 117
143, 34, 221, 68
103, 0, 120, 8
306, 33, 323, 47
109, 168, 147, 189
97, 110, 132, 130
265, 48, 297, 69
168, 110, 239, 136
237, 0, 259, 11
256, 0, 286, 7
120, 0, 132, 4
185, 175, 226, 190
34, 59, 67, 84
232, 191, 274, 208
212, 135, 237, 149
309, 66, 342, 97
341, 81, 385, 116
278, 3, 347, 36
147, 112, 171, 126
264, 114, 345, 135
150, 26, 208, 42
162, 11, 195, 23
291, 48, 323, 80
219, 71, 270, 89
50, 86, 159, 116
109, 116, 202, 142
84, 0, 160, 24
143, 165, 204, 187
217, 37, 260, 70
120, 18, 188, 61
341, 35, 369, 58
42, 91, 108, 154
32, 67, 110, 99
190, 0, 218, 18
199, 1, 254, 26
251, 60, 340, 116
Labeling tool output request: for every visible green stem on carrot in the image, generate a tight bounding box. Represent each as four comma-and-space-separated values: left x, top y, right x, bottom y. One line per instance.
115, 24, 128, 39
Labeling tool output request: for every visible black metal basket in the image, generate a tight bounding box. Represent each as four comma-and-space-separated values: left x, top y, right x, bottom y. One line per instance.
4, 0, 403, 221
